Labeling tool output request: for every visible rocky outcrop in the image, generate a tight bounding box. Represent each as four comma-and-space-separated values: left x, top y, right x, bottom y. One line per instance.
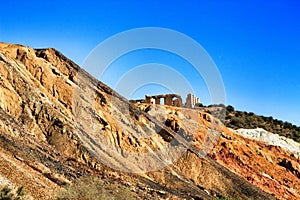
210, 128, 300, 199
234, 128, 300, 158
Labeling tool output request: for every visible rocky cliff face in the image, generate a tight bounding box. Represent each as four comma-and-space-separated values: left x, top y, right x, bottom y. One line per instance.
0, 42, 299, 199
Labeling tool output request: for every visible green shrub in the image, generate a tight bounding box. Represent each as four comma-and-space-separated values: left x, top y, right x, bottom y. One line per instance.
226, 105, 235, 113
224, 108, 300, 142
230, 117, 245, 127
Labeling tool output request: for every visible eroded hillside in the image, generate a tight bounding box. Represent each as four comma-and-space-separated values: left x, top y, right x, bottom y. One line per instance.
0, 42, 298, 199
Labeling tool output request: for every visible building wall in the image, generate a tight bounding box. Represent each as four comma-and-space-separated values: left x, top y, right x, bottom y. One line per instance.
186, 93, 200, 108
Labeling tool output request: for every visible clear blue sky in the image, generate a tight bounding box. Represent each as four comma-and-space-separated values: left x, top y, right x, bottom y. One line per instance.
1, 1, 299, 125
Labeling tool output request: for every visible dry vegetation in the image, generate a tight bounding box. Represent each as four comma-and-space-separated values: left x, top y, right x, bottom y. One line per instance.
56, 176, 135, 200
0, 185, 26, 200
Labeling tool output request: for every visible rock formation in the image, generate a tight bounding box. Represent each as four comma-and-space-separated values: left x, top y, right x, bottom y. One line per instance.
0, 42, 299, 199
235, 128, 300, 158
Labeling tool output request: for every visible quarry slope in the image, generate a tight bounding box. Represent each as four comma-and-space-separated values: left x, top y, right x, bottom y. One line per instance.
0, 42, 298, 199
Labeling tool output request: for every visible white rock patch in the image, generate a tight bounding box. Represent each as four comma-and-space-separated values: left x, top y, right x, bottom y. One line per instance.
233, 128, 300, 158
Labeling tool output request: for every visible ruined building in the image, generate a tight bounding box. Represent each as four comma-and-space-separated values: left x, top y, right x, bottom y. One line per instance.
130, 93, 200, 108
185, 93, 200, 108
145, 94, 183, 107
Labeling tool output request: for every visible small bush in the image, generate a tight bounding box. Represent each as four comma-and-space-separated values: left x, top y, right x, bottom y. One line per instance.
0, 185, 25, 200
226, 105, 235, 113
